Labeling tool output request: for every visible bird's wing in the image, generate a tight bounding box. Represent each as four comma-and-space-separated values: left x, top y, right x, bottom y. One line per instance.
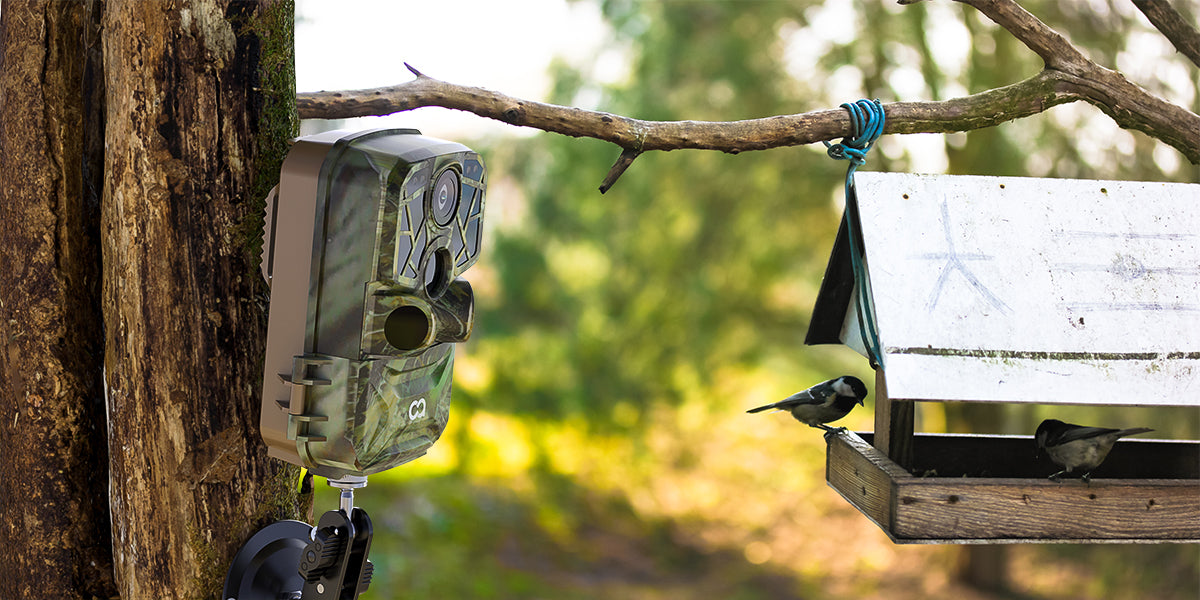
746, 378, 841, 413
1048, 425, 1122, 446
777, 388, 825, 407
746, 389, 822, 413
1114, 427, 1153, 438
746, 402, 782, 414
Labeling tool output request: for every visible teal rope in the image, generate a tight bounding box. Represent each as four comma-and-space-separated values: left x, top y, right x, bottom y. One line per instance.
825, 99, 885, 369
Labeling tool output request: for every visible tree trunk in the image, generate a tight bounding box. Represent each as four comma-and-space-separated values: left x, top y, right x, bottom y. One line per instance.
2, 0, 302, 596
98, 1, 301, 598
0, 1, 115, 598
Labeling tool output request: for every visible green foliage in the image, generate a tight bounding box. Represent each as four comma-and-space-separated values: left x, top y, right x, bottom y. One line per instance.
314, 473, 823, 600
341, 1, 1199, 597
472, 1, 868, 432
473, 0, 1199, 431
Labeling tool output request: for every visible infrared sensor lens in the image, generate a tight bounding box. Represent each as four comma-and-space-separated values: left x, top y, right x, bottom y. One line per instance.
422, 248, 451, 300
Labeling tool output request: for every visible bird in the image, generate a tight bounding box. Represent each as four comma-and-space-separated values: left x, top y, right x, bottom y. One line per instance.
747, 376, 868, 437
1035, 418, 1153, 482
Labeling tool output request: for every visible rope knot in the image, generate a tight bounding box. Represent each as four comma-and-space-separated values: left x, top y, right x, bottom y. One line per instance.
823, 99, 885, 167
824, 98, 886, 370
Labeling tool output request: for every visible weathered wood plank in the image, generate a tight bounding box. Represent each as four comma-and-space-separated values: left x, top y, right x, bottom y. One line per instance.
893, 478, 1199, 541
871, 370, 914, 469
827, 431, 909, 531
827, 432, 1200, 543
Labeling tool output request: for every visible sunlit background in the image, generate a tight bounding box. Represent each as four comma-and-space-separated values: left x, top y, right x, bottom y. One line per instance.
296, 0, 1200, 598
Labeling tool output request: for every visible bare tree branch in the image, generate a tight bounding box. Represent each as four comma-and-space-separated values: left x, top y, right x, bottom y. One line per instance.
296, 2, 1200, 192
601, 149, 642, 194
927, 0, 1093, 73
1132, 0, 1200, 68
949, 0, 1199, 158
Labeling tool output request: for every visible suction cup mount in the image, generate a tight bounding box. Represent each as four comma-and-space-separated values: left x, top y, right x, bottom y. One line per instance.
222, 519, 311, 600
225, 477, 374, 600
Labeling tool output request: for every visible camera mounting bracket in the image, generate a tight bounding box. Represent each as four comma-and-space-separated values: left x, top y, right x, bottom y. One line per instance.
223, 477, 375, 600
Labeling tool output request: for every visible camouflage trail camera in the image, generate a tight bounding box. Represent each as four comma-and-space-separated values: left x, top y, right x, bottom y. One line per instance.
260, 128, 485, 479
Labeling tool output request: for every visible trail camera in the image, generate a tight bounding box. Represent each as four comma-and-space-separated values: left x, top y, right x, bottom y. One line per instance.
259, 128, 486, 479
227, 128, 486, 599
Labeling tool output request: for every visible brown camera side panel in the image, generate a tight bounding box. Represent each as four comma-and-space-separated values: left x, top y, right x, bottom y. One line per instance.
261, 136, 338, 465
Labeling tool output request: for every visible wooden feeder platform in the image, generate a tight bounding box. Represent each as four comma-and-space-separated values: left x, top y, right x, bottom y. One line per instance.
826, 430, 1200, 543
806, 173, 1200, 544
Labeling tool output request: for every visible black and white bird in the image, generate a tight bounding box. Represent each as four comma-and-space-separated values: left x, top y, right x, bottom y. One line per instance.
747, 376, 868, 436
1035, 418, 1153, 482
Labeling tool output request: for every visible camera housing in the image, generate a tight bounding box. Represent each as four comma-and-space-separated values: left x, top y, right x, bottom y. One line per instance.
259, 128, 485, 478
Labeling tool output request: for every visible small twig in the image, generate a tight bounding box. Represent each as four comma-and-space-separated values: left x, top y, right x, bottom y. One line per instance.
599, 149, 642, 194
1131, 0, 1200, 68
950, 0, 1198, 160
953, 0, 1092, 72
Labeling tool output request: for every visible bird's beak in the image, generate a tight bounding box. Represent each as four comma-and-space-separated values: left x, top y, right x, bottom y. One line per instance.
857, 398, 865, 406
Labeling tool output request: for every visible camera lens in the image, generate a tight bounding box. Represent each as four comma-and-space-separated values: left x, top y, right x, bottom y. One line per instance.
384, 305, 430, 351
430, 169, 459, 226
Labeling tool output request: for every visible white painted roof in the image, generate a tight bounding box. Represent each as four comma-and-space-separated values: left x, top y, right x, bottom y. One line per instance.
837, 172, 1200, 406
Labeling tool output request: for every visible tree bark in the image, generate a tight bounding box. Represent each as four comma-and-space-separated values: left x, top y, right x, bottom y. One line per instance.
0, 1, 116, 598
100, 1, 301, 598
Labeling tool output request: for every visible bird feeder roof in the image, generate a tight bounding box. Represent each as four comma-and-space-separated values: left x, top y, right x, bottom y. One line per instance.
806, 173, 1200, 407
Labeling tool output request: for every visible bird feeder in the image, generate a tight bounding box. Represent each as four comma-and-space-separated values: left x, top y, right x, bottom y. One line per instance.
806, 172, 1200, 543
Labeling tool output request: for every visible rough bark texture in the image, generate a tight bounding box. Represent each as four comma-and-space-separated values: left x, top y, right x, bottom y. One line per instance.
100, 1, 301, 598
0, 1, 116, 598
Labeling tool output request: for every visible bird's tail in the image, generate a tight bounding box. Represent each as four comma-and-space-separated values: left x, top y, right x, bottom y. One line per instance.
746, 404, 778, 414
1114, 427, 1153, 439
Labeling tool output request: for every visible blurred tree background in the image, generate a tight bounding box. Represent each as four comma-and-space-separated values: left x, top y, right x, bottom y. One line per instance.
311, 0, 1199, 597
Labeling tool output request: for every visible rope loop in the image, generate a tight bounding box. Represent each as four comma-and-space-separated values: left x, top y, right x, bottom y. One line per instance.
824, 98, 886, 369
823, 99, 885, 167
